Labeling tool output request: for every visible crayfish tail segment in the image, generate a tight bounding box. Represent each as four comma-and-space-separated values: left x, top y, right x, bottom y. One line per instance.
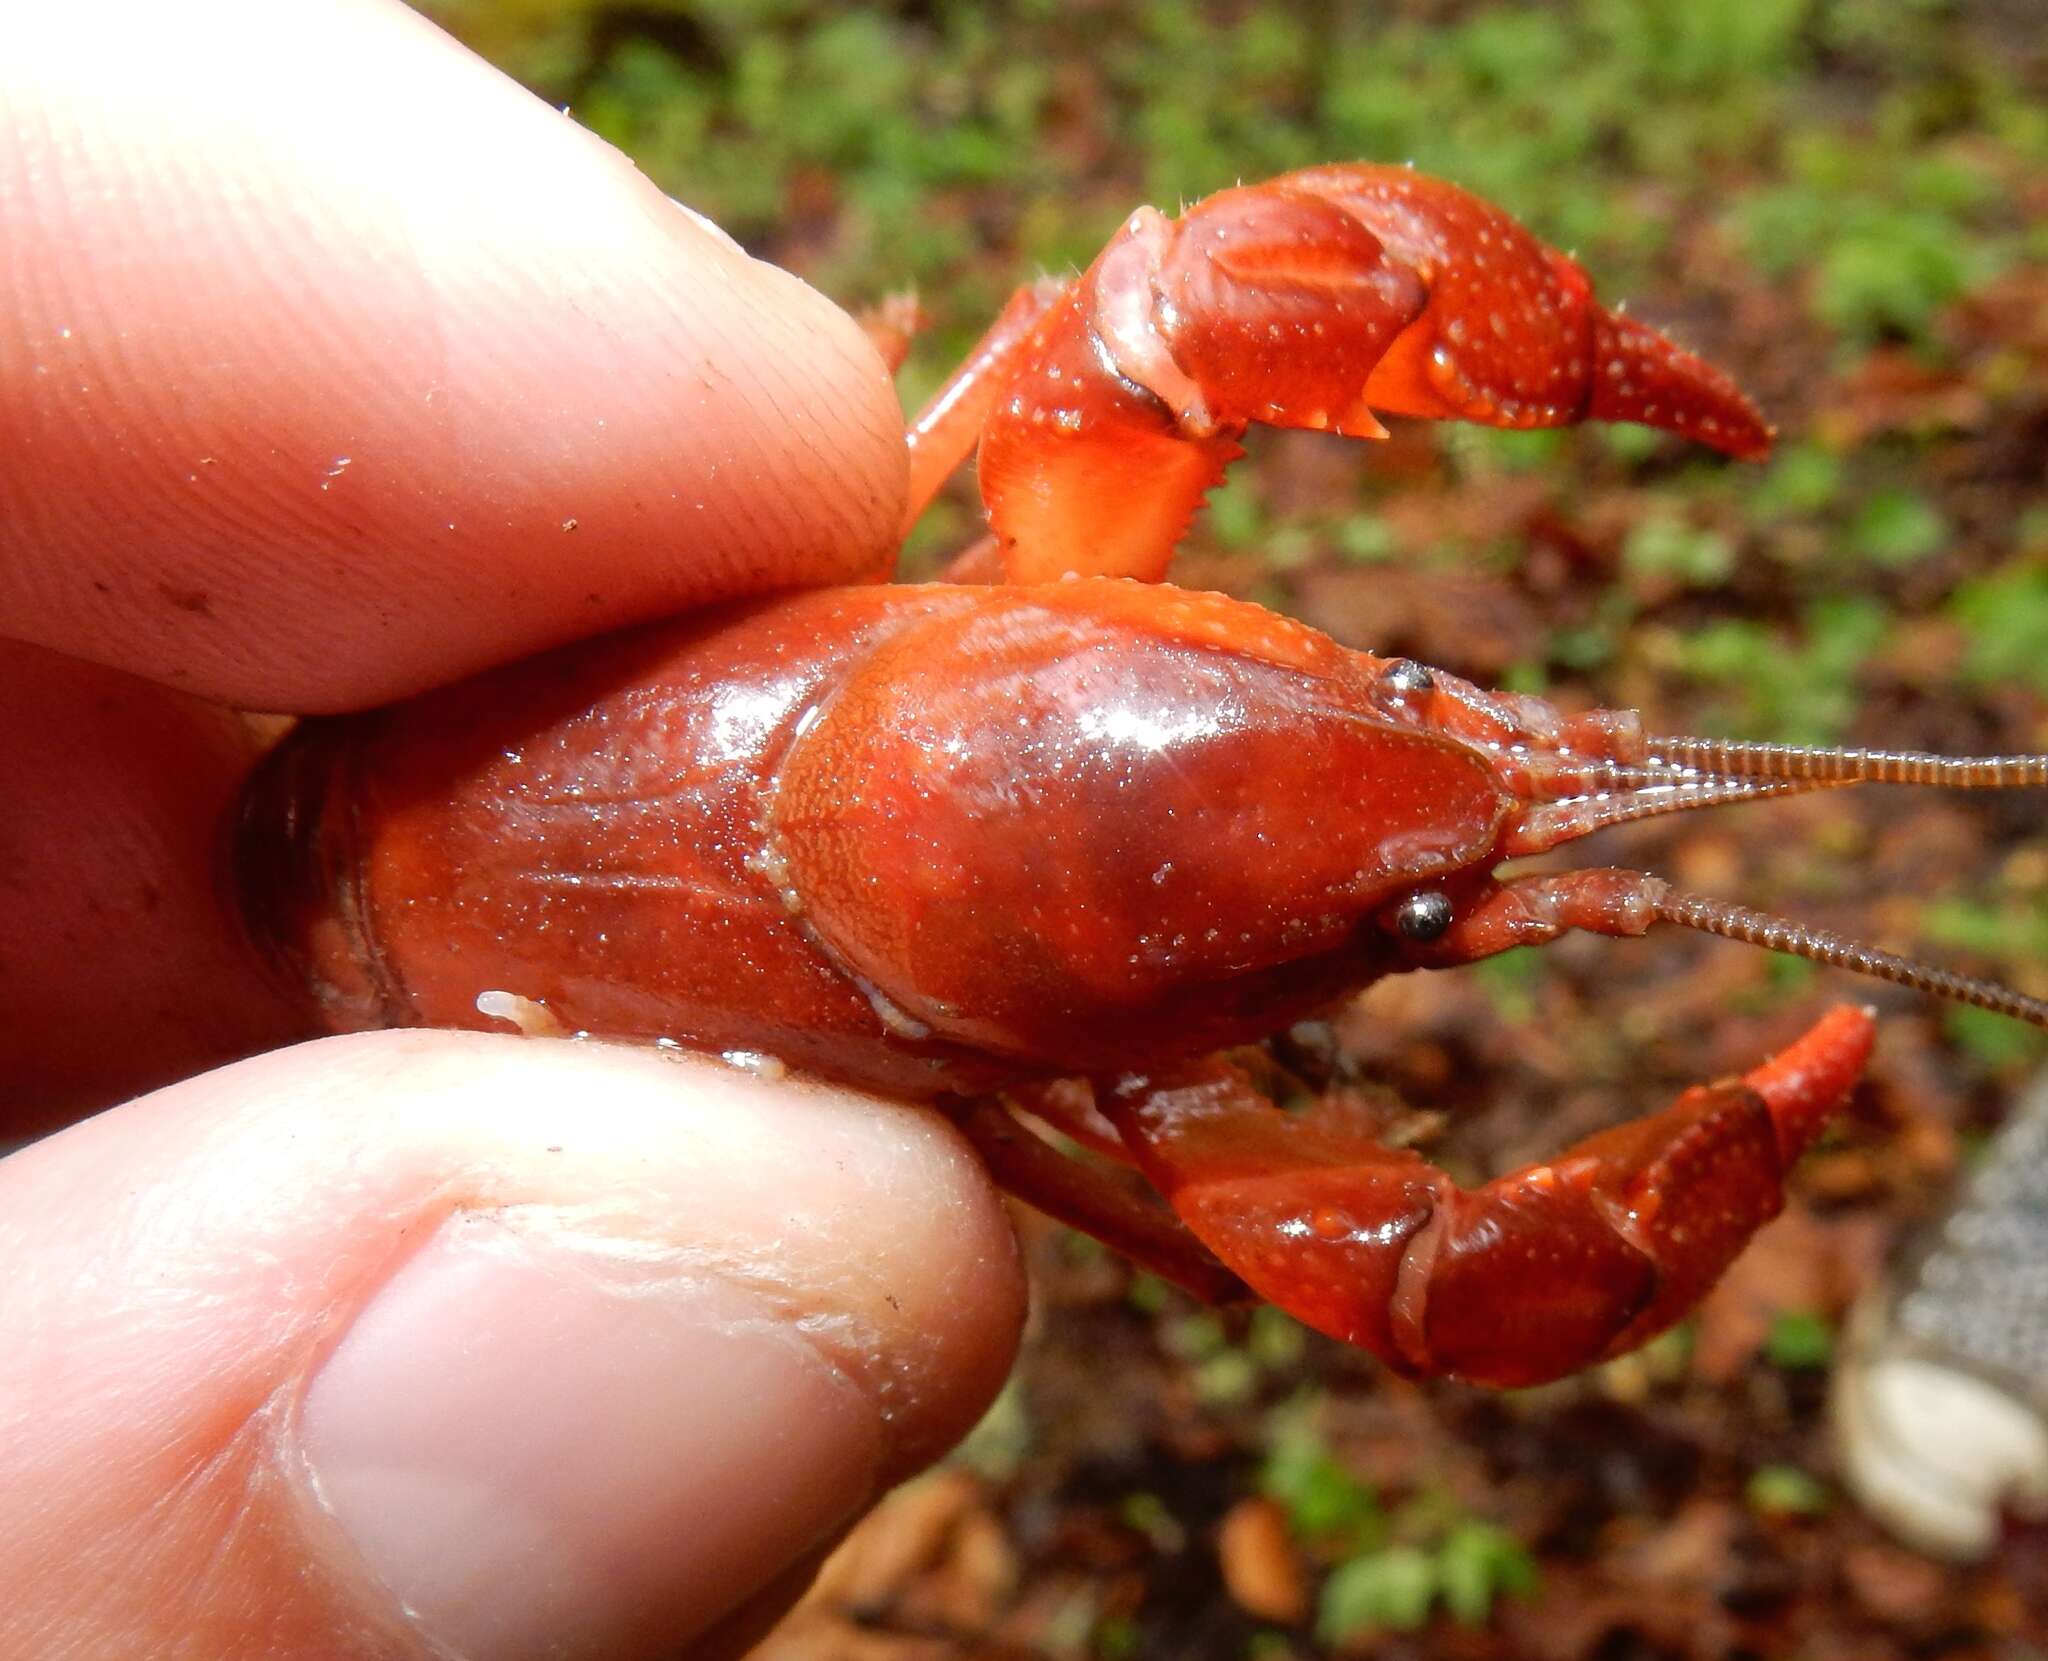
1101, 1007, 1873, 1387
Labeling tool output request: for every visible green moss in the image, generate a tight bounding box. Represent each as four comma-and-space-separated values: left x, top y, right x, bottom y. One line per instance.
1676, 595, 1892, 742
1764, 1309, 1835, 1369
1949, 559, 2048, 695
1747, 1464, 1831, 1515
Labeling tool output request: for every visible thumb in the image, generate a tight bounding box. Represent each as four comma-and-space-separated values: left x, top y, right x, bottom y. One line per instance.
0, 1033, 1025, 1661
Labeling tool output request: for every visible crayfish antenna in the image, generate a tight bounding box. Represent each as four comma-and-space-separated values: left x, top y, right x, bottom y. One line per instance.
1605, 733, 2048, 1024
1651, 888, 2048, 1031
1465, 725, 2048, 1026
1393, 865, 2048, 1033
1643, 736, 2048, 789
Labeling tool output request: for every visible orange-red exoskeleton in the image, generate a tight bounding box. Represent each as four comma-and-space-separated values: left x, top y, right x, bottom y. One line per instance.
238, 165, 2048, 1387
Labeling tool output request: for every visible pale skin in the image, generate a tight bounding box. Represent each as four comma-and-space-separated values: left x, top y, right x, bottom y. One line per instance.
0, 4, 1026, 1658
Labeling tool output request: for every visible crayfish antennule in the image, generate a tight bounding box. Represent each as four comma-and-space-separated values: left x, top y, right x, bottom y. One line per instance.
1652, 889, 2048, 1031
1503, 775, 1831, 855
1645, 735, 2048, 790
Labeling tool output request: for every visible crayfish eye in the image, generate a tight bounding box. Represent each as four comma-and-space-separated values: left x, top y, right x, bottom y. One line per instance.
1394, 890, 1454, 942
1381, 659, 1435, 697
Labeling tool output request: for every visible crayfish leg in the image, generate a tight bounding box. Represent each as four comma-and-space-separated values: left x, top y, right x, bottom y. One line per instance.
902, 277, 1070, 534
1008, 1077, 1135, 1165
1100, 1006, 1874, 1387
935, 533, 1005, 584
974, 283, 1245, 584
953, 1097, 1246, 1307
858, 291, 927, 376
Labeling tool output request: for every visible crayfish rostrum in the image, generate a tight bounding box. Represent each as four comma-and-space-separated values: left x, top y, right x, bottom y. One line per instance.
238, 165, 2048, 1388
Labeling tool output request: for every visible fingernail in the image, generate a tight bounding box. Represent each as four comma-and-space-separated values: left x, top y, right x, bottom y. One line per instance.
299, 1211, 881, 1661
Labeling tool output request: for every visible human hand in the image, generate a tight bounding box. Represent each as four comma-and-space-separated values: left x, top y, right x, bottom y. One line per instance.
0, 2, 1026, 1656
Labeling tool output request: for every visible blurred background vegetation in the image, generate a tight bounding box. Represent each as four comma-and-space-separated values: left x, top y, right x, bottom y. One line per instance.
423, 0, 2042, 338
422, 0, 2048, 734
422, 2, 2043, 1654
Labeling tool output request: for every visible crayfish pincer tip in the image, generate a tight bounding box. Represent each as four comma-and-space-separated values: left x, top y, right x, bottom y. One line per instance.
1588, 306, 1773, 462
1742, 1004, 1878, 1163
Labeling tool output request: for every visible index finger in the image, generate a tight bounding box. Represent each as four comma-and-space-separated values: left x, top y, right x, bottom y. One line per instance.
0, 0, 906, 713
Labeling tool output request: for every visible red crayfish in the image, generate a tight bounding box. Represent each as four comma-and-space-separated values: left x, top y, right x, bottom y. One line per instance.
238, 165, 2048, 1388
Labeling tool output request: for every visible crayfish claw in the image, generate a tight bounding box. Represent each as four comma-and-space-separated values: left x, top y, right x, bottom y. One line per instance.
1738, 1001, 1879, 1163
1286, 165, 1773, 457
1101, 1008, 1873, 1386
1145, 181, 1427, 436
1290, 165, 1605, 429
918, 164, 1775, 585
